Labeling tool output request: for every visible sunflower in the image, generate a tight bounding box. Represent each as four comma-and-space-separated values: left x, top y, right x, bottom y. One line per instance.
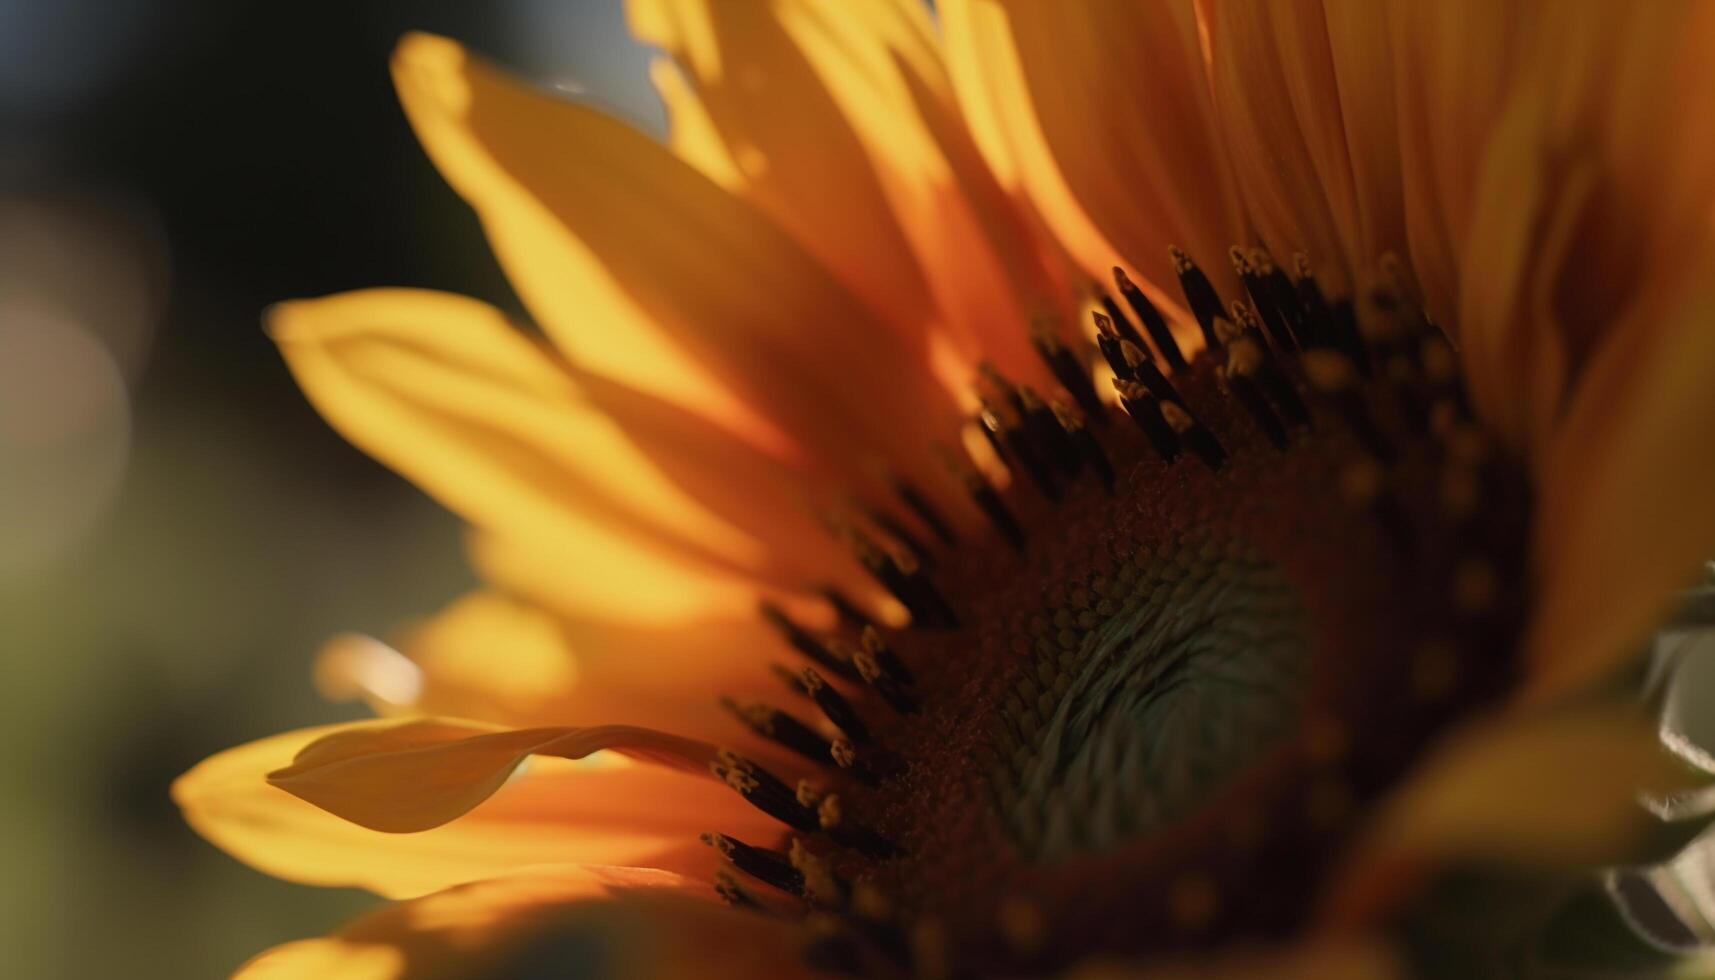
174, 2, 1715, 977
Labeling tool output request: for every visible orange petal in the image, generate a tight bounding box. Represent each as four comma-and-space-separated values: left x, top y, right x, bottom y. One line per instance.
391, 32, 963, 509
764, 0, 1070, 375
268, 287, 842, 595
1523, 253, 1715, 702
266, 719, 723, 833
1320, 1, 1409, 277
629, 0, 947, 364
1385, 0, 1529, 332
647, 57, 744, 191
1205, 1, 1359, 297
1435, 1, 1715, 452
1321, 702, 1692, 928
941, 0, 1248, 309
570, 370, 883, 604
234, 872, 810, 980
321, 587, 797, 741
316, 592, 580, 726
174, 723, 776, 899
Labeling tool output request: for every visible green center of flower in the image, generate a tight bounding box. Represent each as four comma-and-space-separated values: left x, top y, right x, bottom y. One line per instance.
1000, 544, 1309, 860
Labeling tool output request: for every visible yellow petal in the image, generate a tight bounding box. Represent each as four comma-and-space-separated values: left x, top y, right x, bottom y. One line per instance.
764, 0, 1075, 378
235, 874, 808, 980
174, 724, 776, 899
391, 33, 962, 507
647, 57, 743, 191
942, 0, 1248, 309
316, 592, 580, 726
266, 719, 724, 834
272, 285, 870, 595
571, 369, 884, 605
1524, 254, 1715, 702
460, 523, 756, 628
629, 0, 946, 363
1323, 702, 1693, 927
268, 287, 835, 594
323, 587, 800, 741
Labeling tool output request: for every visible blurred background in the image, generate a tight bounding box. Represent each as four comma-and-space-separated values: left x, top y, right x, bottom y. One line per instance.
0, 2, 661, 975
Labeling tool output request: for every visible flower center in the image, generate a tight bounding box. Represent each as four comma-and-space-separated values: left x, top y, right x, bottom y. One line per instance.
1001, 543, 1310, 861
700, 249, 1532, 976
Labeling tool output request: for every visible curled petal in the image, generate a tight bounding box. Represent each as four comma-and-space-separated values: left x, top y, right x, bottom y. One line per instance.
174, 723, 774, 899
266, 719, 722, 834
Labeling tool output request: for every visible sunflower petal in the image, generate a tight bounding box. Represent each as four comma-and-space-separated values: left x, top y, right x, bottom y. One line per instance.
234, 873, 809, 980
1524, 257, 1715, 702
569, 369, 883, 605
1322, 703, 1694, 927
632, 0, 1077, 380
267, 287, 813, 587
390, 32, 961, 506
941, 0, 1248, 308
628, 0, 945, 359
1204, 1, 1359, 297
173, 723, 775, 899
316, 592, 581, 726
1385, 0, 1529, 332
265, 719, 722, 834
647, 57, 744, 191
1320, 1, 1408, 275
1428, 1, 1715, 451
322, 587, 801, 739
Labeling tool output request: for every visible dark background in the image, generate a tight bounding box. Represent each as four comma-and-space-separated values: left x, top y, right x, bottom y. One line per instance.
0, 2, 659, 975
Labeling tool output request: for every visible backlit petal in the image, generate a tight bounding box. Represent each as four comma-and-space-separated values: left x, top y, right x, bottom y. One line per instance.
269, 288, 815, 589
235, 874, 808, 980
462, 527, 760, 627
647, 57, 743, 191
391, 33, 964, 513
324, 587, 803, 740
629, 0, 946, 361
942, 0, 1248, 313
571, 369, 883, 605
173, 723, 776, 899
786, 0, 1076, 378
266, 718, 723, 834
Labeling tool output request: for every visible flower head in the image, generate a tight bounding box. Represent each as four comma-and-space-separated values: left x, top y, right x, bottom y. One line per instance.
176, 2, 1715, 977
